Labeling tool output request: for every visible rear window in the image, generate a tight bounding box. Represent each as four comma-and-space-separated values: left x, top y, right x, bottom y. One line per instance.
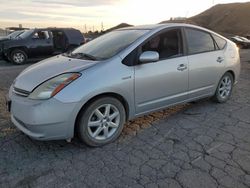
185, 28, 215, 54
212, 34, 227, 49
64, 29, 83, 38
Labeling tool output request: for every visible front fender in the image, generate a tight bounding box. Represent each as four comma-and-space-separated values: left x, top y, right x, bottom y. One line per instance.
3, 45, 28, 57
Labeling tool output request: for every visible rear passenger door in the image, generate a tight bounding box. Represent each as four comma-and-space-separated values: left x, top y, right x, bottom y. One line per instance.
184, 28, 226, 99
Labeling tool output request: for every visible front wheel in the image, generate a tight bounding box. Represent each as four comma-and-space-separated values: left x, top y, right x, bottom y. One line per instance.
213, 72, 233, 103
77, 97, 126, 146
10, 49, 27, 65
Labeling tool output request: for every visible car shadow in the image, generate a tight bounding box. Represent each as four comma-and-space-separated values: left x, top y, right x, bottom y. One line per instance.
0, 101, 194, 151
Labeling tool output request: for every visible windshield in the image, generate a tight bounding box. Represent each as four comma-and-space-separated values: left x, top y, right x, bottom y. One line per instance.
70, 29, 149, 60
18, 29, 34, 39
7, 30, 24, 39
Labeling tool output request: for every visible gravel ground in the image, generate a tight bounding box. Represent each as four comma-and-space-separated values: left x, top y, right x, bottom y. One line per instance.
0, 50, 250, 188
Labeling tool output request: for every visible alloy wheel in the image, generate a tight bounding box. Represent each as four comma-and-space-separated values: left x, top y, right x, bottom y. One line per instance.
87, 104, 120, 141
218, 76, 232, 99
13, 52, 25, 64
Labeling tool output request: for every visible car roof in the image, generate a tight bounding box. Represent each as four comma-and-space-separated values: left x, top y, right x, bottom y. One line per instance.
31, 28, 79, 32
118, 23, 214, 33
47, 28, 78, 31
117, 23, 228, 41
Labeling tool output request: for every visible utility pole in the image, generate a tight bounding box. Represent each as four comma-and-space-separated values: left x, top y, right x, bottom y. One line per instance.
101, 22, 104, 31
84, 24, 87, 33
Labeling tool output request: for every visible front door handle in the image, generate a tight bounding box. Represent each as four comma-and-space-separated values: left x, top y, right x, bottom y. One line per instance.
217, 57, 224, 63
177, 64, 187, 71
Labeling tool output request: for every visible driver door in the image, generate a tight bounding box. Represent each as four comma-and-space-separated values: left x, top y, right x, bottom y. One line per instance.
134, 28, 189, 114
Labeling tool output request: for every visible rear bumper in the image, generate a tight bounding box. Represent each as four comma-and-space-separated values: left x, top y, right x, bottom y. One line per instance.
9, 88, 79, 140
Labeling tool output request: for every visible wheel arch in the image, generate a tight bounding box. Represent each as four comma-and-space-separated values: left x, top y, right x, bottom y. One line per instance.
226, 70, 235, 83
74, 92, 130, 134
7, 46, 28, 57
216, 70, 235, 90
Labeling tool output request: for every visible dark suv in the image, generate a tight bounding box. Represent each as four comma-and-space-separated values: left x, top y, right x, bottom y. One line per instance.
1, 28, 85, 64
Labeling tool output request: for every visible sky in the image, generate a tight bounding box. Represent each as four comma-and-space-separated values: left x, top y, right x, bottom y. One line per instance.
0, 0, 249, 32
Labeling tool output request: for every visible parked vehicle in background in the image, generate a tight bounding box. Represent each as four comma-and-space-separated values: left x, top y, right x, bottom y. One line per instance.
0, 30, 25, 41
231, 36, 250, 49
49, 28, 85, 52
7, 23, 240, 146
1, 28, 85, 64
84, 37, 93, 43
0, 30, 25, 60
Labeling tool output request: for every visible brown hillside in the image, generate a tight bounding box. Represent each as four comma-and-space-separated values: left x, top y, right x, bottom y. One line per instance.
105, 23, 133, 32
189, 2, 250, 35
161, 2, 250, 35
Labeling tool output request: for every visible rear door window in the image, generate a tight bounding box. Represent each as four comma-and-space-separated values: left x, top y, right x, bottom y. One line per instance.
185, 28, 216, 54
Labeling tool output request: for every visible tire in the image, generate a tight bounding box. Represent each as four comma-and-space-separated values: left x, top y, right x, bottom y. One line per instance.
77, 97, 126, 147
213, 72, 233, 103
10, 49, 27, 65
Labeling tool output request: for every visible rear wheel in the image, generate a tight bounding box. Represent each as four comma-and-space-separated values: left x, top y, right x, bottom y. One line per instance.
77, 97, 126, 146
213, 72, 233, 103
10, 49, 27, 65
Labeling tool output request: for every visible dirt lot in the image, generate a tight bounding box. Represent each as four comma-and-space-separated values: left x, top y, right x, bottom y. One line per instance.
0, 50, 250, 188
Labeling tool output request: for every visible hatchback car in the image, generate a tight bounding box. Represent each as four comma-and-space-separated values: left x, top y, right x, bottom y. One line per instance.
7, 24, 240, 146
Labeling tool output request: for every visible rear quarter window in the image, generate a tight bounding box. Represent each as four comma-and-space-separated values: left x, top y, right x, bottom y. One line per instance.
212, 34, 227, 49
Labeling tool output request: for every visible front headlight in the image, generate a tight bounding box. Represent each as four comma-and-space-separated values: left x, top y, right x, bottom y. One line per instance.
28, 73, 81, 100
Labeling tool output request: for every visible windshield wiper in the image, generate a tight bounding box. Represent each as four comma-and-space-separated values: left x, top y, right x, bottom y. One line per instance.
69, 52, 99, 61
79, 53, 98, 60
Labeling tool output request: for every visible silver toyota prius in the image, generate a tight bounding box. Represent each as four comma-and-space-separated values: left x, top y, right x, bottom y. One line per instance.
7, 23, 240, 146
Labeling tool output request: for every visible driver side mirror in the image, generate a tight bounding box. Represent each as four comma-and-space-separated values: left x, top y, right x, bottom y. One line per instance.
139, 51, 159, 64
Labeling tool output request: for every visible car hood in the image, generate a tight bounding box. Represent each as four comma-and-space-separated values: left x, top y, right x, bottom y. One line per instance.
0, 37, 10, 42
14, 55, 97, 92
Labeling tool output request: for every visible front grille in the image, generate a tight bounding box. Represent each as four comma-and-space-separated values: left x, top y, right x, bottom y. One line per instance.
13, 87, 30, 97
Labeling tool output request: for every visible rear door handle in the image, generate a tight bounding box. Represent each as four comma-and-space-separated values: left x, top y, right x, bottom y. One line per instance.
217, 57, 224, 63
177, 64, 187, 71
